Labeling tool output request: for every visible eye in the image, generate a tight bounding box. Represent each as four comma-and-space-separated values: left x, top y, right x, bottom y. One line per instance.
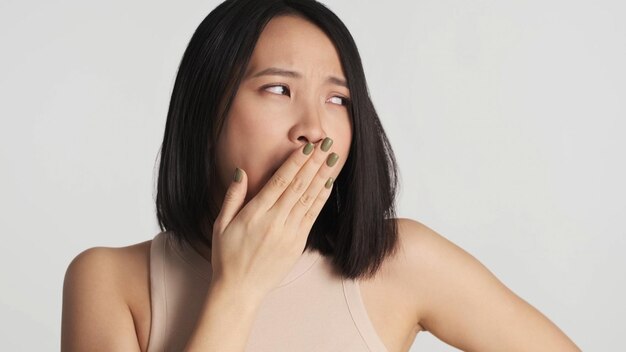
263, 84, 291, 97
327, 95, 351, 107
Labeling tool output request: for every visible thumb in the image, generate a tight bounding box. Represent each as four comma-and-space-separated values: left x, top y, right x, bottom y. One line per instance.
215, 167, 248, 234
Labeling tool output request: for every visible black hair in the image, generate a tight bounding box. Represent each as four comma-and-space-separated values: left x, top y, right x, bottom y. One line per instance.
156, 0, 400, 280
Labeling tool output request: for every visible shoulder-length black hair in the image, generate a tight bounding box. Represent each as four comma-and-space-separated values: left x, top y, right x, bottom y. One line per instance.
156, 0, 400, 280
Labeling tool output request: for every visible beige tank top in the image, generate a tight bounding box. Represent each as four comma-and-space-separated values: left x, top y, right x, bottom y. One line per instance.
146, 231, 389, 352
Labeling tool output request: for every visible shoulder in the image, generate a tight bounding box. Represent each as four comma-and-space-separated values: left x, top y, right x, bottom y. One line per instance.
388, 217, 456, 284
64, 239, 152, 307
385, 218, 452, 328
64, 240, 151, 293
394, 217, 459, 260
393, 216, 519, 330
391, 217, 581, 351
393, 216, 493, 289
64, 246, 123, 293
62, 241, 152, 351
392, 217, 487, 318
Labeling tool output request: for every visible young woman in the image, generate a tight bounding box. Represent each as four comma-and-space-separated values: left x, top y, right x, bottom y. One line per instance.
61, 0, 582, 351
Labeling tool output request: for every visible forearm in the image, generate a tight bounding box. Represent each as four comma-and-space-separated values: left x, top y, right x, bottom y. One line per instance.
183, 281, 264, 352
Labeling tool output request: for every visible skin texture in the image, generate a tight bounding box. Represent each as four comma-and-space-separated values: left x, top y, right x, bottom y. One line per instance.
61, 14, 582, 352
213, 15, 352, 208
182, 15, 355, 350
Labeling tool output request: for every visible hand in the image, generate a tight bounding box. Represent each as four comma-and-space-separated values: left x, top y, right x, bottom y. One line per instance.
210, 137, 340, 299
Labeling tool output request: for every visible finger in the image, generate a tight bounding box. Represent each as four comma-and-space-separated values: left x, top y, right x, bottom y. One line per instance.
249, 140, 317, 211
214, 167, 248, 234
279, 147, 339, 226
297, 176, 335, 239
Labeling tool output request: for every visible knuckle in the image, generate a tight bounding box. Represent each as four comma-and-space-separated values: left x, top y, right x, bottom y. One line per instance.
298, 193, 313, 207
223, 188, 238, 203
251, 195, 269, 211
307, 197, 326, 219
290, 176, 307, 193
291, 156, 306, 168
303, 208, 318, 222
314, 171, 326, 185
271, 173, 289, 189
243, 218, 255, 233
266, 220, 282, 236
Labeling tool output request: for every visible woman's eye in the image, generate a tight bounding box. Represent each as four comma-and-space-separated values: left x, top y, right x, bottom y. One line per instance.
328, 96, 350, 106
264, 84, 290, 97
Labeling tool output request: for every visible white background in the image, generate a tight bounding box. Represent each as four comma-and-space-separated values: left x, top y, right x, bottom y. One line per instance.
1, 0, 624, 350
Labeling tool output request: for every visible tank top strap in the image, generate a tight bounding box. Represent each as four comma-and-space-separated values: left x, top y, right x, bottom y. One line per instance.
342, 278, 389, 352
147, 231, 389, 352
147, 231, 168, 352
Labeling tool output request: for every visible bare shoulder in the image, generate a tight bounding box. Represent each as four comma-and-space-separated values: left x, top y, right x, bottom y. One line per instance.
392, 217, 581, 351
61, 240, 152, 352
64, 241, 151, 303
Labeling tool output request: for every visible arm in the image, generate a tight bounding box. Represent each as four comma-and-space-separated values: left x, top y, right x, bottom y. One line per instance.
183, 139, 339, 350
61, 247, 265, 352
61, 247, 142, 352
399, 218, 581, 352
183, 281, 264, 352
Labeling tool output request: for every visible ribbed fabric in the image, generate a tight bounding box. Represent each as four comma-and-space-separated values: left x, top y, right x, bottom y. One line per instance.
146, 231, 388, 352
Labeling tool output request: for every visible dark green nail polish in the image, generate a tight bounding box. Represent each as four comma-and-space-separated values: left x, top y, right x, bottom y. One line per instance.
326, 153, 339, 167
321, 137, 333, 152
303, 142, 314, 155
233, 168, 243, 182
325, 177, 334, 189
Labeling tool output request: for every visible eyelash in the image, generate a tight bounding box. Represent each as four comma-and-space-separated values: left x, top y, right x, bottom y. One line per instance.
262, 84, 351, 107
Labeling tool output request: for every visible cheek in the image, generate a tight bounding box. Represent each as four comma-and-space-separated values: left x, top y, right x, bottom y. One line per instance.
229, 92, 286, 141
216, 128, 275, 202
323, 126, 351, 177
217, 98, 288, 196
330, 116, 352, 155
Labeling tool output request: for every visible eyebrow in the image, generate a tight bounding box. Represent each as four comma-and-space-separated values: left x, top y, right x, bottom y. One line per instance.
248, 67, 349, 89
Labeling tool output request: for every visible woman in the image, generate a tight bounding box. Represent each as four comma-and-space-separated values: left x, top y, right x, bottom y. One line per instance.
61, 0, 582, 351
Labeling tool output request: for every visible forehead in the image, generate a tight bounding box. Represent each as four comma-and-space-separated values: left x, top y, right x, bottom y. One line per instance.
246, 15, 344, 76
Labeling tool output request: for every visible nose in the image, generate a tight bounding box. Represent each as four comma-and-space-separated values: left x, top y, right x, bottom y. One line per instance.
290, 99, 327, 146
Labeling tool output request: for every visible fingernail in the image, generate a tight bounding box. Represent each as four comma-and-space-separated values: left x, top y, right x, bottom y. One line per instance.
321, 137, 333, 152
325, 177, 334, 189
326, 153, 339, 167
303, 142, 314, 155
233, 168, 243, 183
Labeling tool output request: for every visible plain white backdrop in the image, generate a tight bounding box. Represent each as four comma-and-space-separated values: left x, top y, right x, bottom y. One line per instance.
1, 0, 624, 350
